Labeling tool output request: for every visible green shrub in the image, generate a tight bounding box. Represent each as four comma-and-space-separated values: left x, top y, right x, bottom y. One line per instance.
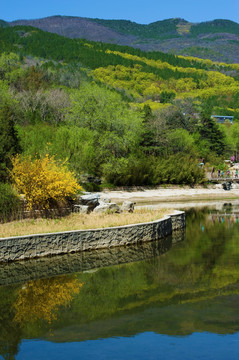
159, 90, 176, 103
0, 183, 21, 222
153, 154, 205, 185
82, 182, 101, 192
102, 156, 155, 186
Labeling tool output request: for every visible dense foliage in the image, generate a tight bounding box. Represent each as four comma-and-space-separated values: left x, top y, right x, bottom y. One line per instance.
91, 17, 184, 39
89, 18, 239, 40
3, 16, 239, 63
0, 183, 21, 222
0, 25, 239, 195
190, 19, 239, 37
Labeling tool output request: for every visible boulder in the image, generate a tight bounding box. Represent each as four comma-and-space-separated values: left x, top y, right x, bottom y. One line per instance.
93, 203, 121, 214
99, 195, 111, 205
77, 193, 100, 210
121, 201, 135, 213
222, 181, 232, 191
73, 205, 90, 214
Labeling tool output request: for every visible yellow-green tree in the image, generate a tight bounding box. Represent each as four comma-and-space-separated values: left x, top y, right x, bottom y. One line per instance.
11, 154, 82, 210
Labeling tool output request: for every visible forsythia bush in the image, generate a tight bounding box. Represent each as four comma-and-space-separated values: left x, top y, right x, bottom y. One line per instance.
11, 154, 82, 210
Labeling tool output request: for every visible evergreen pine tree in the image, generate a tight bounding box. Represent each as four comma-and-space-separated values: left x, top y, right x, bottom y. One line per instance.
140, 105, 159, 156
0, 105, 21, 182
199, 113, 225, 156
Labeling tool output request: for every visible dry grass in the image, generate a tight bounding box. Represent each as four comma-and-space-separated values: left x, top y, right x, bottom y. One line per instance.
0, 208, 171, 238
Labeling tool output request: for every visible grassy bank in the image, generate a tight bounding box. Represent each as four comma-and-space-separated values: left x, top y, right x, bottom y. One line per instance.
0, 208, 170, 238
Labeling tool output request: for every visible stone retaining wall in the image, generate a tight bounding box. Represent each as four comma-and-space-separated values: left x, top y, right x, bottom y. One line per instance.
0, 210, 185, 263
0, 231, 187, 286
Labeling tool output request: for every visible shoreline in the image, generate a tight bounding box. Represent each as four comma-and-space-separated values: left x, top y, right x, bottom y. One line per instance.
103, 184, 239, 203
0, 209, 170, 239
0, 211, 185, 263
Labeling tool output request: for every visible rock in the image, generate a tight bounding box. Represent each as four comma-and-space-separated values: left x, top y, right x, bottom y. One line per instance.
73, 205, 90, 214
93, 204, 109, 213
222, 182, 232, 191
93, 203, 121, 214
108, 203, 121, 213
121, 201, 135, 213
80, 193, 101, 202
77, 193, 100, 210
99, 195, 111, 205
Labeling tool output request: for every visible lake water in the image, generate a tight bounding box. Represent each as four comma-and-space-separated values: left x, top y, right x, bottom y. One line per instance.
1, 201, 239, 360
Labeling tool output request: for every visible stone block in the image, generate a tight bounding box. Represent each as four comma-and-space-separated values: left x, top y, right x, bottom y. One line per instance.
121, 201, 135, 213
73, 205, 90, 214
93, 203, 121, 214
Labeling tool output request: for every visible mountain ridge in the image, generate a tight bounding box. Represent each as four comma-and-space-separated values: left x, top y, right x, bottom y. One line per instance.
1, 16, 239, 62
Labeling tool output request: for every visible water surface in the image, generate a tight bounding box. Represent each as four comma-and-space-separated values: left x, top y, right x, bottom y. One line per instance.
1, 202, 239, 359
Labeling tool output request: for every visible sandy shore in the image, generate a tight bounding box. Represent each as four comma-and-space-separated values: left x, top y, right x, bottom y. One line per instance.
103, 184, 239, 204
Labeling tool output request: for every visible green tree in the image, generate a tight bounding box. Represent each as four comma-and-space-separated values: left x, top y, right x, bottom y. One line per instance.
0, 52, 19, 80
67, 83, 143, 170
102, 155, 155, 186
52, 126, 97, 175
0, 183, 21, 222
139, 105, 159, 155
156, 103, 196, 133
222, 122, 239, 159
199, 115, 226, 156
159, 90, 176, 103
167, 129, 196, 155
0, 105, 21, 182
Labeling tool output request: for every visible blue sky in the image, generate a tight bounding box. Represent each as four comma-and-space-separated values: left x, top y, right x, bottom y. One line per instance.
1, 0, 239, 23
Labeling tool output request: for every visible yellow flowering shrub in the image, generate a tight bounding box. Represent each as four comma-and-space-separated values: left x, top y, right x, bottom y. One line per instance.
11, 154, 82, 210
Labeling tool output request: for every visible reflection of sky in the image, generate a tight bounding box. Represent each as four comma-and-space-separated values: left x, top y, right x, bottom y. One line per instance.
17, 332, 239, 360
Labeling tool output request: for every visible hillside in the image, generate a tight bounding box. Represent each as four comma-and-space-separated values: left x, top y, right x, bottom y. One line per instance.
8, 16, 136, 44
1, 25, 239, 85
1, 24, 239, 190
4, 16, 239, 63
0, 19, 8, 28
0, 24, 239, 113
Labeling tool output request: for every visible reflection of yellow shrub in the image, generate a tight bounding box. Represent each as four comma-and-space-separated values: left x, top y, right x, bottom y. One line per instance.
11, 155, 82, 210
14, 275, 83, 325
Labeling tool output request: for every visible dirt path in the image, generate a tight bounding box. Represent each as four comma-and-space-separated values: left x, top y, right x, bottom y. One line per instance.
103, 184, 239, 203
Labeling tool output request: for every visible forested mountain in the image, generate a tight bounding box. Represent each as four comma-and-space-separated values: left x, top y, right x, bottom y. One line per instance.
0, 24, 239, 192
3, 16, 239, 63
1, 24, 239, 104
0, 20, 8, 28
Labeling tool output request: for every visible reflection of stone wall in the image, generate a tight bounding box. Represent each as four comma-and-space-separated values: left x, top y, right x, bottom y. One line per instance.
172, 228, 185, 244
0, 234, 184, 286
0, 211, 185, 265
0, 229, 186, 286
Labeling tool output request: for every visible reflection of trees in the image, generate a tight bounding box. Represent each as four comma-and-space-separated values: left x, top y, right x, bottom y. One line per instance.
147, 207, 239, 300
14, 275, 83, 326
64, 210, 239, 328
61, 209, 239, 338
0, 275, 82, 360
0, 287, 21, 360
